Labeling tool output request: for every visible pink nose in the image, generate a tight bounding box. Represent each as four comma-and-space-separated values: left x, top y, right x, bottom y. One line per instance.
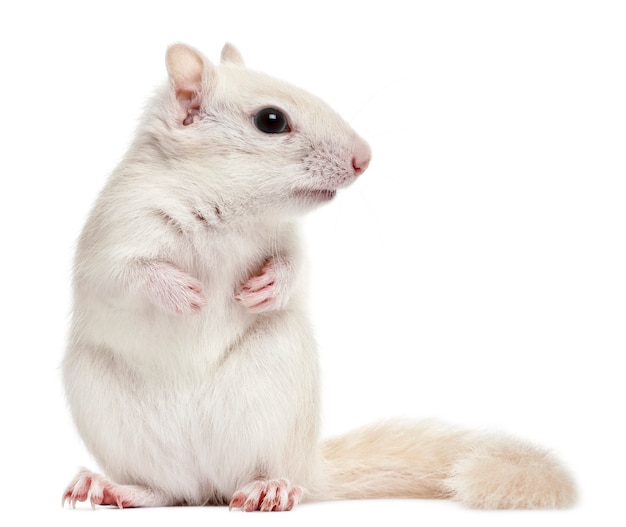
352, 156, 370, 175
352, 140, 372, 176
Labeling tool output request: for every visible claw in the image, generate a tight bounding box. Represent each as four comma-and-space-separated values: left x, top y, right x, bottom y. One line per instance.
229, 479, 302, 512
62, 468, 161, 509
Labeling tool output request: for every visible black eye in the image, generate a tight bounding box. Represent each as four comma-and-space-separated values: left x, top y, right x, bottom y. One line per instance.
254, 108, 290, 134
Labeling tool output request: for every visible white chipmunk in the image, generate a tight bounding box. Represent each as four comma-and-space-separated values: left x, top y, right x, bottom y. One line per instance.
62, 42, 576, 511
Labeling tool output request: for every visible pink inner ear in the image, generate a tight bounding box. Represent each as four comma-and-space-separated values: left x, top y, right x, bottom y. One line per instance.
174, 87, 199, 125
173, 84, 202, 125
166, 44, 206, 126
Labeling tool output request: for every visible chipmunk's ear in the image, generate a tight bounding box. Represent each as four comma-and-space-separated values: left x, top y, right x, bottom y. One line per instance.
166, 43, 215, 126
220, 43, 245, 66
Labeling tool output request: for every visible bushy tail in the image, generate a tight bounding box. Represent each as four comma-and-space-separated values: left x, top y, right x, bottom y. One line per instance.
310, 420, 577, 509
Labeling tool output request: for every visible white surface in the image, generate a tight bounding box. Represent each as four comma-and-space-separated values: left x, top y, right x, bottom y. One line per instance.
1, 1, 624, 525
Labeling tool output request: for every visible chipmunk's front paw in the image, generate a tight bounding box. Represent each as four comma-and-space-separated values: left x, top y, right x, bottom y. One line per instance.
143, 261, 207, 314
235, 256, 293, 313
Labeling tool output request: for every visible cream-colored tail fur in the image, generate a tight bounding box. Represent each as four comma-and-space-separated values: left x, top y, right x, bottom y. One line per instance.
313, 420, 576, 509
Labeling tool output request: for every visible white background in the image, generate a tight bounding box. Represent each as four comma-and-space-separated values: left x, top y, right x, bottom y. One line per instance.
1, 1, 624, 525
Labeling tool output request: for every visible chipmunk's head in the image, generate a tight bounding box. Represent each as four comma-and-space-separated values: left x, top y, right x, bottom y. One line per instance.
146, 42, 371, 220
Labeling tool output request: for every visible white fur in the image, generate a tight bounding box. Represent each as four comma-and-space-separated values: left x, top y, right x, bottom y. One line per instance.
62, 43, 576, 511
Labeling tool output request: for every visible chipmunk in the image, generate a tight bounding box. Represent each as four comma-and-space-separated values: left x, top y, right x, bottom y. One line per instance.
62, 42, 576, 511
